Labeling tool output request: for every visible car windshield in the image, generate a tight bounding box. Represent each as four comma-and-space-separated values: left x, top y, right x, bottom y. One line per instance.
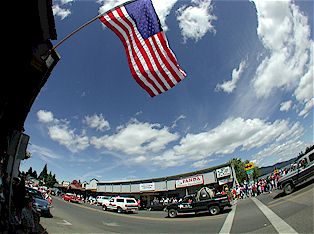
26, 188, 44, 200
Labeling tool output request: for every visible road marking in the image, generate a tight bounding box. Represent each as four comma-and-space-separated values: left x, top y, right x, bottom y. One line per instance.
251, 197, 298, 234
57, 219, 72, 226
102, 221, 120, 227
219, 204, 237, 234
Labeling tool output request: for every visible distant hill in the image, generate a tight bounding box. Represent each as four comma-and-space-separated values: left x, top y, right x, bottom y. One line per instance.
259, 157, 298, 176
259, 145, 314, 176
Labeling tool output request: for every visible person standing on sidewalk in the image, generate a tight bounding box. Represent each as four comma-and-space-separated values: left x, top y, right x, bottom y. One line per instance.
20, 197, 35, 234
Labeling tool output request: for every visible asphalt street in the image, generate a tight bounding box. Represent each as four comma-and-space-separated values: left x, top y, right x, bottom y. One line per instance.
41, 182, 313, 233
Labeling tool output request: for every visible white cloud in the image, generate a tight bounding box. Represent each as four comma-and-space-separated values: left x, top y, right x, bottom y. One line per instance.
216, 60, 247, 93
29, 144, 61, 159
294, 45, 313, 102
151, 0, 178, 31
176, 0, 216, 42
60, 0, 74, 5
298, 98, 314, 118
252, 139, 309, 167
37, 110, 54, 123
294, 41, 314, 116
84, 114, 110, 131
98, 0, 178, 31
98, 0, 127, 14
280, 100, 292, 112
171, 115, 186, 128
191, 159, 214, 169
90, 119, 179, 155
130, 155, 147, 164
52, 4, 71, 20
251, 0, 313, 117
275, 122, 303, 142
48, 122, 89, 153
37, 110, 89, 153
153, 117, 304, 168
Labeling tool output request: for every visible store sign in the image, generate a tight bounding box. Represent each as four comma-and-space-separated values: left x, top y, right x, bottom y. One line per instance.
246, 169, 254, 175
245, 162, 255, 171
140, 183, 155, 191
176, 175, 204, 188
216, 166, 231, 178
218, 178, 233, 185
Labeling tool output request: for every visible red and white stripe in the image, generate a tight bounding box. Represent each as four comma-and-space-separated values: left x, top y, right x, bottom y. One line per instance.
99, 6, 186, 97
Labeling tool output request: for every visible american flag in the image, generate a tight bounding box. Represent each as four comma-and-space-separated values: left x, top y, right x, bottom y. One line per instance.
99, 0, 186, 97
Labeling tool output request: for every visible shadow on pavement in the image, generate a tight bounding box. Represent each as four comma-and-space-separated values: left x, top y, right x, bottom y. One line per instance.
164, 208, 232, 219
39, 223, 48, 234
273, 180, 314, 199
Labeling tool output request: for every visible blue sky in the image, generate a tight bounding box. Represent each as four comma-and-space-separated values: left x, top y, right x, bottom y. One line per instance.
21, 0, 313, 183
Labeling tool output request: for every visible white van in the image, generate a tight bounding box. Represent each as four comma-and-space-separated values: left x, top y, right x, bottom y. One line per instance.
106, 197, 138, 213
96, 196, 111, 206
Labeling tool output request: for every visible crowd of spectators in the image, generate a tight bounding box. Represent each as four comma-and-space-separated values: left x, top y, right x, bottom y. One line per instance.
230, 164, 303, 200
0, 169, 47, 234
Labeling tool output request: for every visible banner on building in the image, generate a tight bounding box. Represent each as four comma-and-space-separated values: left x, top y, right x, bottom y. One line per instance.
140, 183, 155, 191
216, 166, 231, 178
175, 175, 204, 188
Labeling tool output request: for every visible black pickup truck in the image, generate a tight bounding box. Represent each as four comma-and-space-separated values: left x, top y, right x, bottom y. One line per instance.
165, 193, 232, 218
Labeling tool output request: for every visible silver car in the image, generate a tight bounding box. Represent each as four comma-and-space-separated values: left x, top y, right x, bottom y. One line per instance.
26, 187, 52, 217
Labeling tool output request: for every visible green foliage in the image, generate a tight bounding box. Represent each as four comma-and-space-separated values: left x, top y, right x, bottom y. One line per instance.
32, 170, 38, 179
38, 164, 48, 180
253, 167, 260, 180
26, 167, 38, 179
229, 158, 247, 184
37, 164, 57, 188
27, 167, 33, 175
229, 158, 261, 183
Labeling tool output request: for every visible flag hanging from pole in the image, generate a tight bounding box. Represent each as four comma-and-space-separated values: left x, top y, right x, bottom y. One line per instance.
99, 0, 186, 97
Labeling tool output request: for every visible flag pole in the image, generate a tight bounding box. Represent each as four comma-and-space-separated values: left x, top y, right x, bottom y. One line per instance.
51, 0, 137, 51
51, 13, 102, 51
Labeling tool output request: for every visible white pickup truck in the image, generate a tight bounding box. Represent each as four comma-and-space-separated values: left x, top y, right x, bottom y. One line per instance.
277, 149, 314, 195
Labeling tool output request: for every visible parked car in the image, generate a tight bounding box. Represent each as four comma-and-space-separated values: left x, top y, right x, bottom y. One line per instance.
25, 186, 52, 217
62, 193, 80, 203
96, 195, 111, 206
106, 197, 139, 213
277, 149, 314, 195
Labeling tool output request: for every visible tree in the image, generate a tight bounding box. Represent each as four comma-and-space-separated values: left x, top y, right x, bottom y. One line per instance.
38, 164, 48, 180
45, 172, 56, 187
229, 158, 247, 184
37, 165, 58, 187
252, 166, 260, 180
32, 170, 38, 179
27, 167, 33, 176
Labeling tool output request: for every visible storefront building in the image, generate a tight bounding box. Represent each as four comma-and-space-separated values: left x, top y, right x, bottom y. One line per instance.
97, 163, 236, 205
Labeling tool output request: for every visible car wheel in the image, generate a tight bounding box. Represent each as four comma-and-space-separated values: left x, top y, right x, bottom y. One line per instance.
117, 207, 123, 213
168, 209, 177, 218
209, 206, 220, 215
283, 183, 294, 195
103, 205, 107, 211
